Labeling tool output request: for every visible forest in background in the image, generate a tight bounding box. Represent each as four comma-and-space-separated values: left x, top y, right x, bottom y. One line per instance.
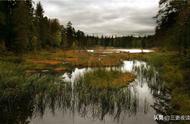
0, 0, 157, 53
0, 0, 189, 54
0, 0, 190, 123
0, 0, 190, 53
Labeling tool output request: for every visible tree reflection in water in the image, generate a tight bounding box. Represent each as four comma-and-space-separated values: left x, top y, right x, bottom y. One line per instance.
0, 60, 167, 124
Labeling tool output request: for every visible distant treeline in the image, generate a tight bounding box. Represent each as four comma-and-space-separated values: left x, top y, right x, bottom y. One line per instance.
0, 0, 190, 53
0, 0, 154, 53
78, 35, 154, 48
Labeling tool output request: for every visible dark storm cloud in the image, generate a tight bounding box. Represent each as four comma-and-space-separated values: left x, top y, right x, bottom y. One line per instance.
34, 0, 160, 36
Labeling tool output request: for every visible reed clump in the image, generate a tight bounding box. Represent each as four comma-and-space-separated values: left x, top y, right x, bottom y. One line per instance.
77, 69, 135, 89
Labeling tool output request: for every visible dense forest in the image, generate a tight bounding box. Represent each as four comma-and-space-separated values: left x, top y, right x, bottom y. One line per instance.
155, 0, 190, 55
0, 0, 156, 53
0, 0, 190, 53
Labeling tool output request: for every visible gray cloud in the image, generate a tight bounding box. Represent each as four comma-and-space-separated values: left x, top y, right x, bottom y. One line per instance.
34, 0, 160, 36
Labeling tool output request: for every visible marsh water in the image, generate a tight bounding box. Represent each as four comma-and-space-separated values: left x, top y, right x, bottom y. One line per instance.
28, 60, 169, 124
87, 49, 154, 53
1, 59, 170, 124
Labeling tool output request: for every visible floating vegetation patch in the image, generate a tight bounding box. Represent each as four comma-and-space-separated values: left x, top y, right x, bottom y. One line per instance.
75, 69, 135, 89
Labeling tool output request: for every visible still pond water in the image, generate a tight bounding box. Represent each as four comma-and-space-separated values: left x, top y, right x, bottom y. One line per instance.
26, 60, 169, 124
87, 49, 154, 53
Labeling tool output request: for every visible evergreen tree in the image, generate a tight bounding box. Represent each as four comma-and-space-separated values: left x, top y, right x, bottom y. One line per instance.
76, 30, 85, 49
156, 0, 190, 54
35, 2, 44, 20
66, 21, 74, 48
12, 1, 31, 52
60, 25, 67, 48
0, 2, 6, 49
1, 0, 16, 50
49, 19, 61, 47
35, 2, 45, 48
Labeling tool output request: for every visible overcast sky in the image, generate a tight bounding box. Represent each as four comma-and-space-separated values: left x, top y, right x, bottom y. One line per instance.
34, 0, 160, 36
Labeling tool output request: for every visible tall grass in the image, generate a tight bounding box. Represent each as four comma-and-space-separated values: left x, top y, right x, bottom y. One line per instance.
0, 60, 71, 123
144, 52, 190, 117
75, 69, 135, 89
72, 69, 139, 120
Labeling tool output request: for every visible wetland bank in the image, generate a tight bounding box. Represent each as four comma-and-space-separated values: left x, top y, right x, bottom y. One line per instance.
1, 0, 190, 124
0, 49, 163, 124
1, 49, 189, 124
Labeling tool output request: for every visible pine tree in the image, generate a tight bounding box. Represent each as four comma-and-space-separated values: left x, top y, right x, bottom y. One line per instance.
0, 2, 6, 44
49, 19, 61, 47
66, 21, 75, 48
35, 2, 44, 20
35, 2, 45, 48
25, 0, 37, 50
12, 1, 31, 52
1, 0, 16, 50
156, 0, 189, 52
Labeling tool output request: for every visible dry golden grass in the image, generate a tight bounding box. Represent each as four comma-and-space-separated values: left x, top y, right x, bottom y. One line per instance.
28, 59, 62, 65
112, 72, 135, 85
78, 69, 136, 89
53, 67, 65, 72
21, 49, 147, 72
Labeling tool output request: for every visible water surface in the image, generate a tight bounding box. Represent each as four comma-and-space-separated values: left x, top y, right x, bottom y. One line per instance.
29, 60, 161, 124
87, 49, 154, 54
